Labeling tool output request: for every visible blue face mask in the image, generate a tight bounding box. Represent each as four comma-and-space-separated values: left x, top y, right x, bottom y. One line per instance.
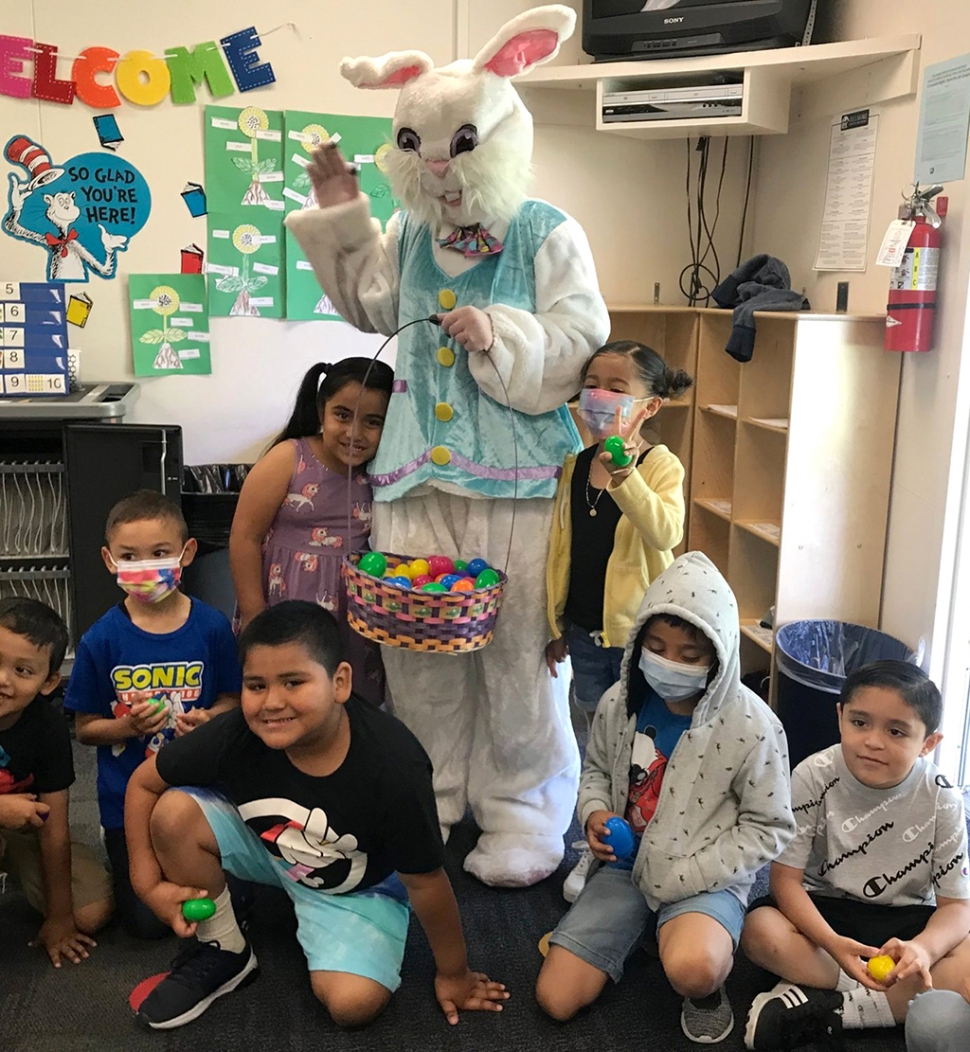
577, 387, 635, 439
638, 649, 711, 702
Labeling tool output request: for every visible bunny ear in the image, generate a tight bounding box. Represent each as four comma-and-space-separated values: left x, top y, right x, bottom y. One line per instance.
471, 4, 576, 78
340, 50, 435, 90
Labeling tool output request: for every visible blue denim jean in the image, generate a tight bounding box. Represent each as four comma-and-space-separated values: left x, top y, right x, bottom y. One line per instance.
564, 621, 625, 713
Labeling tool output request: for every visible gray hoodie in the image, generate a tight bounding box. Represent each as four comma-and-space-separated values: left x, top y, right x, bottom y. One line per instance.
579, 551, 796, 911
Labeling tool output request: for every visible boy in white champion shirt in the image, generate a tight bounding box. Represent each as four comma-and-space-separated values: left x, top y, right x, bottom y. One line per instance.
741, 660, 970, 1050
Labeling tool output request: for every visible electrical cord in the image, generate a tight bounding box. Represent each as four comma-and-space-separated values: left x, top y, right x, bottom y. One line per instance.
736, 136, 755, 269
679, 136, 729, 306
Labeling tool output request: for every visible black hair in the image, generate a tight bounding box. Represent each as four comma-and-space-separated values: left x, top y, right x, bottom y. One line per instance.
105, 490, 188, 545
840, 659, 943, 735
0, 596, 69, 677
273, 358, 395, 446
626, 613, 717, 717
583, 340, 694, 401
238, 600, 342, 676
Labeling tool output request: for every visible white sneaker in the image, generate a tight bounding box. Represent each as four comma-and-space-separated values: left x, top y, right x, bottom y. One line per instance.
563, 841, 594, 903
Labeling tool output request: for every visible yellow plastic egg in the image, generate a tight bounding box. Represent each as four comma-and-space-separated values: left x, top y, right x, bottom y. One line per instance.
410, 559, 431, 577
867, 955, 895, 983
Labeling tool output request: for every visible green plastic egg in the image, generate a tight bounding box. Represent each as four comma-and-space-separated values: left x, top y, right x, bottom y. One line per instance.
454, 560, 468, 573
182, 897, 216, 922
474, 568, 501, 589
421, 582, 447, 593
358, 551, 387, 577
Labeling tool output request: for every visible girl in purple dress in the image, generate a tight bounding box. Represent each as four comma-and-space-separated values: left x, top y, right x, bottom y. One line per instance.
230, 359, 393, 704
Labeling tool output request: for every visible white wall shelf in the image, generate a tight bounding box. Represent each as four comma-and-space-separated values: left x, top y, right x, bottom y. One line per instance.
519, 35, 920, 139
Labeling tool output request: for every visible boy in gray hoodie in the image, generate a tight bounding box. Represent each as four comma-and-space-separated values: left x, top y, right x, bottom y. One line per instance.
536, 552, 795, 1044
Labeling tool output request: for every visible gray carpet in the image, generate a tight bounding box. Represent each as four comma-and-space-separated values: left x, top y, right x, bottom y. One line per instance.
1, 718, 908, 1052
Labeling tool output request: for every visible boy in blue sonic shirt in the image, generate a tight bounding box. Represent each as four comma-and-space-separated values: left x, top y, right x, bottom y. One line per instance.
64, 490, 240, 939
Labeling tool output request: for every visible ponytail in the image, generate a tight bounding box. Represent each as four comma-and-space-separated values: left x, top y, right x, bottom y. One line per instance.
272, 357, 395, 447
582, 340, 694, 401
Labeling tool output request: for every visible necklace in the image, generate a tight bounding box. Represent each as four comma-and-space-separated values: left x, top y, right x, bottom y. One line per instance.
585, 472, 606, 517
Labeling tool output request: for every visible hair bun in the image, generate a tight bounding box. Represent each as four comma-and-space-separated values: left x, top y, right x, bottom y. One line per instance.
665, 368, 694, 401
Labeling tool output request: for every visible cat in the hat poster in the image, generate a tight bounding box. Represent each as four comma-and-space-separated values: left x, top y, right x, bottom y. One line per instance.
3, 134, 150, 282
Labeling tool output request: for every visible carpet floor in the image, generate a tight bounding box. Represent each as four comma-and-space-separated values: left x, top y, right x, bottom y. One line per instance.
1, 730, 910, 1052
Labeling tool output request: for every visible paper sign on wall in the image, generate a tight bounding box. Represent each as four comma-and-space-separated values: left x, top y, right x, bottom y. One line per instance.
128, 274, 210, 376
205, 104, 284, 213
915, 54, 970, 184
206, 212, 284, 318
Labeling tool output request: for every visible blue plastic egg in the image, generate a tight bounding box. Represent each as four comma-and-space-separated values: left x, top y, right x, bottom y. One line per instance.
604, 816, 635, 861
466, 558, 489, 577
439, 574, 462, 590
388, 576, 413, 588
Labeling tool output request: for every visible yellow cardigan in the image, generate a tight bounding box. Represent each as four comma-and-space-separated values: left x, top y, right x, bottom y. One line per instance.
546, 445, 686, 649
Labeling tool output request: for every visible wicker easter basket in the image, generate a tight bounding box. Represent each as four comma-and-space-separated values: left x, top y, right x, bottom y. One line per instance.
342, 551, 507, 653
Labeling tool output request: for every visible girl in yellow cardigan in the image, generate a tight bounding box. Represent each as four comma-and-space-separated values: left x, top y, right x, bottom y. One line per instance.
545, 340, 692, 899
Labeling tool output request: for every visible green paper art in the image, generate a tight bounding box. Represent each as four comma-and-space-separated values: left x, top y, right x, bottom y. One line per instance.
207, 211, 284, 318
204, 104, 285, 214
282, 110, 397, 321
128, 274, 210, 376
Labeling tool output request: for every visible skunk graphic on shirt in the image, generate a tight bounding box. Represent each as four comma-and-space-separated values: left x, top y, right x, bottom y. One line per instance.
626, 725, 667, 833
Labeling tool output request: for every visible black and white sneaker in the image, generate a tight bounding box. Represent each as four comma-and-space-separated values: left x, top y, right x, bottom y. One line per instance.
137, 939, 259, 1030
744, 982, 843, 1050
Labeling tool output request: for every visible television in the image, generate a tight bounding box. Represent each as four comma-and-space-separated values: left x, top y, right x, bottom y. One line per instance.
583, 0, 819, 62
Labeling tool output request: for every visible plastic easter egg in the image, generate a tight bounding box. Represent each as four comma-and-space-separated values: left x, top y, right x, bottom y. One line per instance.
149, 697, 167, 712
394, 563, 414, 580
388, 576, 413, 588
412, 574, 433, 588
454, 560, 468, 573
182, 897, 217, 922
474, 568, 500, 589
409, 558, 431, 577
453, 578, 475, 592
428, 555, 455, 578
603, 816, 635, 861
867, 955, 895, 983
421, 582, 447, 593
439, 574, 462, 590
358, 551, 387, 577
604, 434, 633, 468
466, 558, 489, 577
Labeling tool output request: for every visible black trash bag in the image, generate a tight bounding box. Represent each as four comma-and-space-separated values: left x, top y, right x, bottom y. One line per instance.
181, 463, 252, 554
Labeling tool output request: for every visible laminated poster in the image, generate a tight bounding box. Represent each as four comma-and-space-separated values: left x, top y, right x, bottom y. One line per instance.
283, 110, 396, 321
206, 212, 284, 319
128, 274, 210, 376
204, 104, 285, 214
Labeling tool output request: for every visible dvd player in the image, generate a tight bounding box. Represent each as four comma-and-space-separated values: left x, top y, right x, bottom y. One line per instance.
601, 82, 743, 123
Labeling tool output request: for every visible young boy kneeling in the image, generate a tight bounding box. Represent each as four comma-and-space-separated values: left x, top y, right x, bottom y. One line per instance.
126, 601, 507, 1030
742, 660, 970, 1050
536, 553, 795, 1044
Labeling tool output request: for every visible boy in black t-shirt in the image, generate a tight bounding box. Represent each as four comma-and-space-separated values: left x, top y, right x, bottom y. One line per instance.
126, 600, 509, 1030
0, 598, 113, 966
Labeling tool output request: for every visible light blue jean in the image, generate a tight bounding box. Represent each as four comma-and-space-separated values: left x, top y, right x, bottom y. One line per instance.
906, 990, 970, 1052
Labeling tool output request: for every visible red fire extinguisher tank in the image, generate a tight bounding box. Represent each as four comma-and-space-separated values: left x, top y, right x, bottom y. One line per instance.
885, 214, 941, 353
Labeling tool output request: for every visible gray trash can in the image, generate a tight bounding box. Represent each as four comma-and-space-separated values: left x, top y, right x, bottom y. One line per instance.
775, 620, 916, 769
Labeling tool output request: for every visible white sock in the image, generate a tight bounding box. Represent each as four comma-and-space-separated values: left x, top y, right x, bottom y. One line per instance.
840, 985, 896, 1029
836, 970, 861, 992
195, 886, 246, 954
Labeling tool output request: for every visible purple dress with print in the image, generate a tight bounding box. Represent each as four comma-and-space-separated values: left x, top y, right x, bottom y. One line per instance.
262, 438, 384, 704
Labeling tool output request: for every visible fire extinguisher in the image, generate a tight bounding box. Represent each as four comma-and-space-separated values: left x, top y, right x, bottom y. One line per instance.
885, 185, 946, 353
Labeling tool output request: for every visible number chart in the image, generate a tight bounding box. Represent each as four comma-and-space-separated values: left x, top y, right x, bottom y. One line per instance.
0, 282, 69, 398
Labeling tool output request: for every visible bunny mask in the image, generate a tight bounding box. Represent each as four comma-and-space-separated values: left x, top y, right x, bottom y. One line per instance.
341, 5, 575, 231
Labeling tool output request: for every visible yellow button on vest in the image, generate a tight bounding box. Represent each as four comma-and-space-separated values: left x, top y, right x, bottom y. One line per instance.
435, 402, 454, 422
430, 445, 451, 466
438, 289, 457, 310
437, 346, 455, 367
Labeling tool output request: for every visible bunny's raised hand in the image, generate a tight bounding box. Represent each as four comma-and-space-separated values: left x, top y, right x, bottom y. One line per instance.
307, 142, 360, 210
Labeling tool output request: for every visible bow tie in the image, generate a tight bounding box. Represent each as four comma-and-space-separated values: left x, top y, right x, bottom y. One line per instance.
438, 224, 504, 257
45, 229, 79, 257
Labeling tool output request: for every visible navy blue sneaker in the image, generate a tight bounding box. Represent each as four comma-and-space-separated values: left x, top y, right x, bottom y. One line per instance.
137, 939, 258, 1029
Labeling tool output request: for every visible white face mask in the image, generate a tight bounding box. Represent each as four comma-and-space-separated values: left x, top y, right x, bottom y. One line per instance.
638, 649, 711, 702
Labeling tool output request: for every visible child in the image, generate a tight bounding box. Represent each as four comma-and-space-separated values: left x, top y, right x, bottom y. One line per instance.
742, 660, 970, 1050
64, 490, 242, 940
536, 552, 795, 1045
545, 339, 693, 901
230, 358, 393, 707
125, 600, 509, 1029
0, 597, 112, 966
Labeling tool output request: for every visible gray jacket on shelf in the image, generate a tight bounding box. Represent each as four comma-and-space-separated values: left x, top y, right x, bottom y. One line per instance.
578, 551, 796, 911
712, 254, 809, 362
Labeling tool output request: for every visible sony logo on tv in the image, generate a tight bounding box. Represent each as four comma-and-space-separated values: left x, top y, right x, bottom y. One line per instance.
664, 16, 686, 23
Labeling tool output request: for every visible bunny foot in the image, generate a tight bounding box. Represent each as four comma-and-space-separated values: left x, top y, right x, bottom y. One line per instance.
462, 832, 563, 888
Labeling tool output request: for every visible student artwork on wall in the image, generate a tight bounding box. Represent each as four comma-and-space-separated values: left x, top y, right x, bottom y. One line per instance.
205, 104, 284, 213
206, 213, 283, 318
282, 111, 395, 321
128, 274, 210, 376
2, 135, 150, 282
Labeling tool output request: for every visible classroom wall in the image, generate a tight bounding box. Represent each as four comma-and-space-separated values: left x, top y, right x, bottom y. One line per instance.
749, 2, 970, 664
1, 0, 747, 465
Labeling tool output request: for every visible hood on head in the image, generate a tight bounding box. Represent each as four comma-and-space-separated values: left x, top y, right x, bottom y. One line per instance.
621, 551, 741, 723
